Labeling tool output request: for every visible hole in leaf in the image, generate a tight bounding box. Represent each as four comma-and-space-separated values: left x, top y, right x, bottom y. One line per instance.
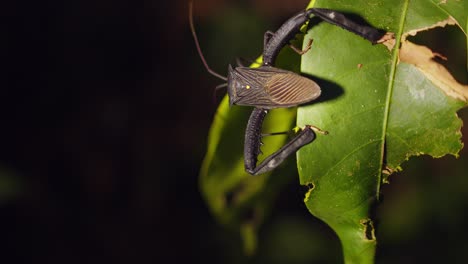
302, 182, 315, 202
360, 218, 376, 241
406, 25, 467, 85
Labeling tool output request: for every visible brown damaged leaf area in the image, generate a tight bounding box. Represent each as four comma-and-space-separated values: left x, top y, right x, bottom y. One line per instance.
398, 17, 468, 102
404, 16, 458, 39
400, 41, 468, 102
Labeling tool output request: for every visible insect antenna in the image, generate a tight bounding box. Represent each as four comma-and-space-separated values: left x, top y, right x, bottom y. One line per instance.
189, 1, 228, 82
212, 83, 228, 105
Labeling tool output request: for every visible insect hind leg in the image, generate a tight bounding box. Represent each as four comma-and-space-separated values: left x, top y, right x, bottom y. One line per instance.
246, 125, 318, 175
244, 109, 324, 176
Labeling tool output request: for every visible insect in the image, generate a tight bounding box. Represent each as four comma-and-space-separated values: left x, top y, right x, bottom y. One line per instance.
189, 2, 391, 175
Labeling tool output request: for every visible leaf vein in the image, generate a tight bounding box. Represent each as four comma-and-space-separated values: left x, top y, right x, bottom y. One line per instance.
377, 0, 410, 201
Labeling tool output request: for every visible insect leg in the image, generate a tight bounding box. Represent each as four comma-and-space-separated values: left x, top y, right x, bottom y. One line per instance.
261, 131, 294, 137
306, 8, 387, 44
260, 122, 327, 138
262, 10, 312, 65
249, 127, 316, 176
289, 38, 313, 55
263, 31, 275, 52
244, 108, 318, 176
244, 108, 267, 174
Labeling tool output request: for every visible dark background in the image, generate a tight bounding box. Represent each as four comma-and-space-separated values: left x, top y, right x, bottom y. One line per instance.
1, 0, 467, 263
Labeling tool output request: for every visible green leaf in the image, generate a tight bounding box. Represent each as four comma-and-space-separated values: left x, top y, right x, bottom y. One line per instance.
298, 0, 467, 263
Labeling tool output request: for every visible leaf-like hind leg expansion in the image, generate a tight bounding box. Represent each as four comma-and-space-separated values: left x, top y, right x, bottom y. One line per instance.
244, 108, 319, 175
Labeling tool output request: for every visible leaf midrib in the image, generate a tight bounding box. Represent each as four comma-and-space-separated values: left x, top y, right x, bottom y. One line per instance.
378, 0, 410, 199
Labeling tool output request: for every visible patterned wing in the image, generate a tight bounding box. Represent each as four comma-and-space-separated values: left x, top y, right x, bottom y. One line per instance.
265, 71, 321, 106
232, 66, 320, 108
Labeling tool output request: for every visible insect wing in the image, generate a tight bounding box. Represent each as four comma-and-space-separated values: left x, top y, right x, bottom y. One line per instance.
265, 70, 321, 106
230, 66, 320, 109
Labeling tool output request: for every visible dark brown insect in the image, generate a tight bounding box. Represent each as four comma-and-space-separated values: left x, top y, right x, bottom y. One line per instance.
227, 65, 320, 109
190, 1, 391, 175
